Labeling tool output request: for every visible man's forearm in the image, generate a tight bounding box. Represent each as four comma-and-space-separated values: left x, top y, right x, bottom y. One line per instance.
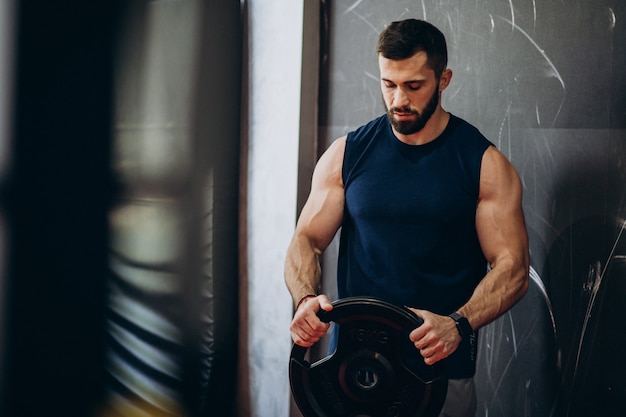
284, 236, 323, 308
457, 259, 529, 330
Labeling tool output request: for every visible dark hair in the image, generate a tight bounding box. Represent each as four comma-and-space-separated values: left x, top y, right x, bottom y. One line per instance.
376, 19, 448, 79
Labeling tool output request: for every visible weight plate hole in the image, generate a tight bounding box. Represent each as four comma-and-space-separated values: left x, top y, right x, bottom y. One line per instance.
354, 367, 379, 390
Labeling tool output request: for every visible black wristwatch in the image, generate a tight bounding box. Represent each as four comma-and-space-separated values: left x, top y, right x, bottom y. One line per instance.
449, 312, 473, 338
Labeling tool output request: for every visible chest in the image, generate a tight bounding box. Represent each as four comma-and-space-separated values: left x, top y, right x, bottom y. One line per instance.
344, 143, 478, 227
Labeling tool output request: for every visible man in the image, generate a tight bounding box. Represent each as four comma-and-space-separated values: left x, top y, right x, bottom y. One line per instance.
284, 18, 529, 417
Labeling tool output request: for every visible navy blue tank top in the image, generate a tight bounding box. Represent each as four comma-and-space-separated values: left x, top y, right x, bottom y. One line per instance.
338, 114, 493, 377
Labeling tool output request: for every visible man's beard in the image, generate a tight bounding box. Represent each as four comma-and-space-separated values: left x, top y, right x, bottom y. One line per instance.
385, 87, 439, 135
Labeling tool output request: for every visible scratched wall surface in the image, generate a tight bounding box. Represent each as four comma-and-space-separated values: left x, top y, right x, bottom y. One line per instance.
318, 1, 626, 416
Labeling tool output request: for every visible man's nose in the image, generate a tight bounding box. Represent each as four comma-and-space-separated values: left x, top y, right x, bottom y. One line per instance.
392, 88, 409, 108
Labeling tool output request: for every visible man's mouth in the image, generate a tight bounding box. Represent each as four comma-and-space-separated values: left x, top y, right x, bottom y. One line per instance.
393, 111, 417, 120
391, 108, 417, 116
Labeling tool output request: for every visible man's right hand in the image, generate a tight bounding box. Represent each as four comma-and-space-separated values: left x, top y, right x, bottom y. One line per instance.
289, 294, 334, 347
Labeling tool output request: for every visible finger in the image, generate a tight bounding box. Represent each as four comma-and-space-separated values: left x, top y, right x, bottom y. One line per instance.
302, 307, 331, 331
290, 322, 319, 347
419, 346, 440, 364
291, 332, 315, 348
408, 307, 427, 321
292, 328, 319, 347
423, 355, 438, 365
292, 324, 327, 347
291, 315, 329, 345
409, 325, 428, 343
422, 342, 455, 365
317, 295, 334, 312
413, 339, 427, 350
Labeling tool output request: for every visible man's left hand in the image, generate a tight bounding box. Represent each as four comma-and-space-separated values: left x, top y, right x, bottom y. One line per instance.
407, 308, 461, 365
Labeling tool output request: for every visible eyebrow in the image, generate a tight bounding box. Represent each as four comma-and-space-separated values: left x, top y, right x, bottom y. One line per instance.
381, 78, 425, 86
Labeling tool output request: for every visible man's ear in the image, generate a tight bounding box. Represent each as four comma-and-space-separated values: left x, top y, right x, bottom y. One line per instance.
439, 68, 453, 92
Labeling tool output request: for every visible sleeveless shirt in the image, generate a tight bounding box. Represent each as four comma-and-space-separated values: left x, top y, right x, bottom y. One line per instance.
337, 113, 493, 378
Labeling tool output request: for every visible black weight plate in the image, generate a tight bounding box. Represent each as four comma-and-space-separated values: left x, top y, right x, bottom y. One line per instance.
290, 297, 448, 417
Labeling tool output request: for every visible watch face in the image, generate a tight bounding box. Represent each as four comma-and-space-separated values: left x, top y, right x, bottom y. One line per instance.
459, 318, 473, 337
451, 313, 472, 337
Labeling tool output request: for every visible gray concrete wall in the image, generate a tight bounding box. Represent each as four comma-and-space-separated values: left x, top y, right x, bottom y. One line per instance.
243, 1, 306, 416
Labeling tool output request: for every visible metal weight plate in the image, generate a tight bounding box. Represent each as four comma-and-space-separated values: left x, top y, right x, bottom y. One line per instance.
290, 297, 448, 417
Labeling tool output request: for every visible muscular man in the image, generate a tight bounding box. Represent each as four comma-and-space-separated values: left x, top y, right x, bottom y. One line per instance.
285, 18, 529, 417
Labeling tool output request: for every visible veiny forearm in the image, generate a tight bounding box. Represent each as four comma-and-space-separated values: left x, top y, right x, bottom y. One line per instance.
457, 256, 529, 330
284, 234, 323, 308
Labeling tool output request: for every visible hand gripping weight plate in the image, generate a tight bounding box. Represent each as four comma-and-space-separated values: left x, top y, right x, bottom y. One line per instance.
289, 297, 448, 417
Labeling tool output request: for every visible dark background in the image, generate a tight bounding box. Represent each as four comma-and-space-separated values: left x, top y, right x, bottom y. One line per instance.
1, 1, 625, 417
1, 1, 241, 417
319, 1, 626, 416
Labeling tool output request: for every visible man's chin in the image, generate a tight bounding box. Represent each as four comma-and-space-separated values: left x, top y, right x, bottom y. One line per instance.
393, 122, 422, 135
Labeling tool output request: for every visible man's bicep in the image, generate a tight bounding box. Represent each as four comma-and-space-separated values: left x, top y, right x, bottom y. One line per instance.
295, 138, 346, 252
476, 194, 528, 268
296, 188, 344, 252
476, 148, 529, 266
